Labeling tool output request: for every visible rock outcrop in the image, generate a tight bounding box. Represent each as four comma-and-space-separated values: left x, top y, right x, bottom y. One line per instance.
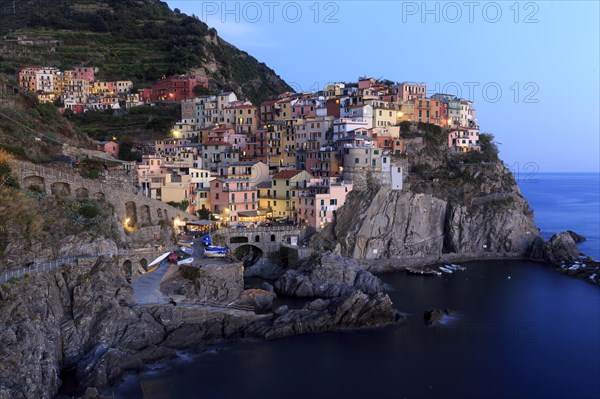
237, 289, 276, 313
0, 255, 401, 398
245, 291, 402, 339
320, 162, 540, 261
274, 253, 383, 297
243, 257, 286, 280
528, 231, 582, 264
424, 309, 452, 326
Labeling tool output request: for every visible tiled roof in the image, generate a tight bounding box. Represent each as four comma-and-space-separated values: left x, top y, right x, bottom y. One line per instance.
272, 170, 304, 179
256, 181, 272, 188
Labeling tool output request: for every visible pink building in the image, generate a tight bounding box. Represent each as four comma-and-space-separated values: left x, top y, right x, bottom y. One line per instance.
297, 178, 353, 230
210, 178, 258, 223
72, 67, 96, 82
100, 141, 119, 158
137, 155, 167, 198
291, 100, 318, 119
448, 128, 480, 152
358, 77, 377, 90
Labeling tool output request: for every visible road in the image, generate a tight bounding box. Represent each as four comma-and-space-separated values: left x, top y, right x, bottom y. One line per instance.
131, 258, 172, 304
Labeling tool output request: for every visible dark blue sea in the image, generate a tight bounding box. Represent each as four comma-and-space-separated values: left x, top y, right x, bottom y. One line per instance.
114, 173, 600, 399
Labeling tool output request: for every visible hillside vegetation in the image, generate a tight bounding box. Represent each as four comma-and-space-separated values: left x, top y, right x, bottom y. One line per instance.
0, 0, 292, 104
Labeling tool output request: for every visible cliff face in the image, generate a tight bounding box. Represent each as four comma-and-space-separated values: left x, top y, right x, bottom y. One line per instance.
325, 156, 539, 260
0, 255, 399, 398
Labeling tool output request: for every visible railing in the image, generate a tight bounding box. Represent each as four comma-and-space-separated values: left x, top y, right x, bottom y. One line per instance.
0, 246, 178, 284
1, 256, 77, 283
213, 225, 304, 235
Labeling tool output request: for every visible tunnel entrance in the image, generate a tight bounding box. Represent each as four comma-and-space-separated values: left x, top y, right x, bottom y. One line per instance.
233, 245, 264, 267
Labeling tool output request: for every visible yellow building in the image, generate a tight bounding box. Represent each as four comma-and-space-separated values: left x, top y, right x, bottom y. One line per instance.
258, 170, 313, 219
369, 100, 399, 128
281, 120, 297, 167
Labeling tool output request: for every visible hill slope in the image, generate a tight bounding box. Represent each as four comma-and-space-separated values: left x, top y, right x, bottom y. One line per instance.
0, 0, 292, 103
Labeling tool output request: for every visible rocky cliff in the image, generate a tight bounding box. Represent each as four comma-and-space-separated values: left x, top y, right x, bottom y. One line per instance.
319, 131, 540, 261
0, 255, 399, 398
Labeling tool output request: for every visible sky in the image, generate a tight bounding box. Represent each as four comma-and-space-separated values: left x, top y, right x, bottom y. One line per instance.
167, 0, 600, 173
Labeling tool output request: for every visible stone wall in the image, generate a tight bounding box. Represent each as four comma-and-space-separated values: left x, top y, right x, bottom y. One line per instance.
13, 160, 197, 227
279, 244, 315, 268
195, 261, 244, 303
213, 227, 309, 256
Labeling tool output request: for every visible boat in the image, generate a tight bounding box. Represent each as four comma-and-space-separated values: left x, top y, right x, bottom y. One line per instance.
204, 246, 229, 258
406, 267, 442, 276
148, 252, 172, 268
451, 264, 466, 271
444, 264, 457, 271
177, 257, 194, 266
439, 266, 453, 274
180, 246, 194, 255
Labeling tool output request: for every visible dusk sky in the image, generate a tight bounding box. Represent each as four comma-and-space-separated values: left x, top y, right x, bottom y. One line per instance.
168, 0, 600, 173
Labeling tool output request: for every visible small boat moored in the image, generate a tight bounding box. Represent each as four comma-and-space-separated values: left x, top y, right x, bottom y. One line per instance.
204, 246, 229, 258
439, 266, 454, 274
148, 252, 172, 268
180, 246, 194, 255
178, 257, 194, 266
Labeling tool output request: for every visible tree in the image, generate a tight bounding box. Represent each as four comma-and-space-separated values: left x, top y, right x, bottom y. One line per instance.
479, 133, 499, 162
192, 84, 211, 97
400, 121, 412, 133
197, 207, 215, 220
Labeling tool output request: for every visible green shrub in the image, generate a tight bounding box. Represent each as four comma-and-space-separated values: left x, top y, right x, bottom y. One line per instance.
79, 203, 101, 219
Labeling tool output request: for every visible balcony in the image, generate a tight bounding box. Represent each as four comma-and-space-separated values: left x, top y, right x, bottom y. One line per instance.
222, 185, 256, 192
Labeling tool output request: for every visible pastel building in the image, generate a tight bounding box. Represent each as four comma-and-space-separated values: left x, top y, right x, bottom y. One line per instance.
258, 170, 313, 219
297, 178, 353, 230
393, 82, 427, 102
137, 155, 167, 199
210, 178, 258, 223
448, 128, 480, 152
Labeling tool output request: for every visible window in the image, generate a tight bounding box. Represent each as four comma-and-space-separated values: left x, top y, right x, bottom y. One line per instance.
321, 199, 325, 206
355, 158, 359, 164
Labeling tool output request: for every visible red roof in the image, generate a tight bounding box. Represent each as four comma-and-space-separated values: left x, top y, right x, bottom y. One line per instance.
272, 170, 304, 179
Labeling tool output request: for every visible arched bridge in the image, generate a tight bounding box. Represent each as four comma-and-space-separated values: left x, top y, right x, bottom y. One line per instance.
212, 226, 309, 256
13, 161, 197, 226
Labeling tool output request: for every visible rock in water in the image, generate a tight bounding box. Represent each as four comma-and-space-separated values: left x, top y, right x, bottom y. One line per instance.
237, 289, 276, 313
424, 309, 451, 326
567, 230, 586, 243
273, 252, 384, 298
244, 257, 286, 280
545, 232, 581, 263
